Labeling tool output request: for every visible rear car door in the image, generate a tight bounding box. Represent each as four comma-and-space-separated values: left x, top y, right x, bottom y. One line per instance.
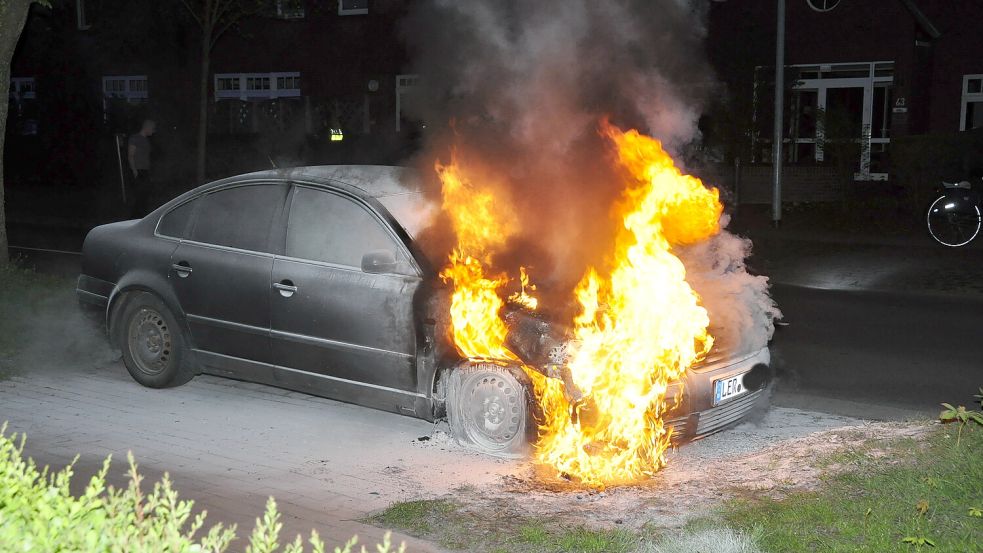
270, 185, 422, 393
171, 182, 287, 365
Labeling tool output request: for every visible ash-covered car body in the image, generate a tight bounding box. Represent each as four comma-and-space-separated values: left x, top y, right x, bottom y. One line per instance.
77, 165, 771, 454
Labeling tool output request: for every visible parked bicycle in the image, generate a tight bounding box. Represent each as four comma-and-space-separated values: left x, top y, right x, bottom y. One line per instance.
927, 178, 982, 247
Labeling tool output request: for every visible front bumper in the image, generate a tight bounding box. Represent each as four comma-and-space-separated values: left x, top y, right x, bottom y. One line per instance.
665, 347, 771, 443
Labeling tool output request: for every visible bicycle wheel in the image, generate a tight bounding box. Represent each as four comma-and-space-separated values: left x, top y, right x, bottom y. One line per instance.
927, 195, 982, 247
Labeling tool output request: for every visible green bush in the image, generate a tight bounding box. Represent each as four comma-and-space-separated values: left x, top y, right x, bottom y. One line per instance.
892, 128, 983, 217
0, 423, 404, 553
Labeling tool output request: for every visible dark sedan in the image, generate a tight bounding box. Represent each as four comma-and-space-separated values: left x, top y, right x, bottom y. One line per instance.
77, 165, 771, 457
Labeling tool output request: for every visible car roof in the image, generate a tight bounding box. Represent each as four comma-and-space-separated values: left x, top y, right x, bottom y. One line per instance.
230, 165, 423, 199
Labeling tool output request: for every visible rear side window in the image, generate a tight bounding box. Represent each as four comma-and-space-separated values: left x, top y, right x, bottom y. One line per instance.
190, 184, 285, 252
286, 187, 414, 275
157, 198, 198, 238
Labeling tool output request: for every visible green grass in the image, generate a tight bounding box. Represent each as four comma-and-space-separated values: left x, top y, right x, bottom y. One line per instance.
369, 499, 636, 552
720, 424, 983, 552
0, 263, 71, 378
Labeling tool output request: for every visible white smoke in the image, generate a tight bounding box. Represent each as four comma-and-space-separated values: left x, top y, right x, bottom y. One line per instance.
678, 217, 782, 354
402, 0, 781, 348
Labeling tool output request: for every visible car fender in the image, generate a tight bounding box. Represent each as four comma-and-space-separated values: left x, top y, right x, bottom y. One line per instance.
108, 269, 195, 351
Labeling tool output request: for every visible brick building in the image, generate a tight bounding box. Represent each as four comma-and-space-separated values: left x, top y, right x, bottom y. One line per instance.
6, 0, 418, 187
707, 0, 983, 201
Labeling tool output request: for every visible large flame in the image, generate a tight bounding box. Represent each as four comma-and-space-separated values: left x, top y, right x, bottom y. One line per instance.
534, 122, 722, 485
436, 154, 520, 362
436, 122, 723, 487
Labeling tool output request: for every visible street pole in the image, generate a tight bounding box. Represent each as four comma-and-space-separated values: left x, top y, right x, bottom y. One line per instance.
771, 0, 785, 227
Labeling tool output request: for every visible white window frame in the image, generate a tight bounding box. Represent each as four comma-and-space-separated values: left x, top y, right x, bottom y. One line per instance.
807, 0, 841, 12
102, 75, 148, 103
338, 0, 368, 16
213, 72, 301, 101
395, 74, 419, 132
76, 0, 90, 30
10, 77, 36, 100
275, 0, 305, 19
760, 61, 894, 181
959, 74, 983, 131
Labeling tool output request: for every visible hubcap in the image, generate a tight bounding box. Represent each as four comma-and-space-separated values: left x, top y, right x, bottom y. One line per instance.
128, 308, 172, 376
464, 372, 522, 448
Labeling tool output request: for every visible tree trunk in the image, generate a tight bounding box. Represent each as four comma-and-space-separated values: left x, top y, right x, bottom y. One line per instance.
0, 0, 35, 267
195, 26, 211, 184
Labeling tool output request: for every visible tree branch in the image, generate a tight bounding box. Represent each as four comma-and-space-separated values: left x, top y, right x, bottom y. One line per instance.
178, 0, 203, 29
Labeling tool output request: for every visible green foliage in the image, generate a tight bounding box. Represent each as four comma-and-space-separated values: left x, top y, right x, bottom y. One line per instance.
891, 128, 983, 217
370, 499, 636, 553
720, 425, 983, 552
0, 262, 71, 371
372, 499, 457, 537
939, 400, 983, 448
0, 423, 403, 553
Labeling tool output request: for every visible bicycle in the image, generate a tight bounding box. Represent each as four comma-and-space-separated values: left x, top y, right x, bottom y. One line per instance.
927, 178, 982, 247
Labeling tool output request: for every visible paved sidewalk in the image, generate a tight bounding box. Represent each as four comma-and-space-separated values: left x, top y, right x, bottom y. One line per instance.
0, 361, 518, 552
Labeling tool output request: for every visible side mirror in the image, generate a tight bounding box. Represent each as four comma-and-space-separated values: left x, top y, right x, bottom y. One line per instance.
361, 249, 397, 274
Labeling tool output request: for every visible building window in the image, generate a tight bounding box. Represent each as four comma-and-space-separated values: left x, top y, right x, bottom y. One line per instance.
246, 76, 271, 91
338, 0, 368, 16
102, 75, 148, 103
214, 72, 300, 101
10, 77, 36, 100
807, 0, 840, 12
960, 74, 983, 131
76, 0, 90, 30
753, 61, 894, 181
275, 0, 305, 19
396, 74, 419, 132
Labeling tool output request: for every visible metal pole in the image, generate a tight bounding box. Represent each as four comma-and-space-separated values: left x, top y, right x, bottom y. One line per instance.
771, 0, 785, 227
115, 134, 127, 204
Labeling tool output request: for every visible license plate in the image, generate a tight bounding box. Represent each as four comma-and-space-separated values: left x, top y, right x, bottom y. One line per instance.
713, 373, 748, 406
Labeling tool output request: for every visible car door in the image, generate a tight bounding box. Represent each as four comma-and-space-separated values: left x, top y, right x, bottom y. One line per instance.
170, 182, 287, 365
270, 184, 422, 393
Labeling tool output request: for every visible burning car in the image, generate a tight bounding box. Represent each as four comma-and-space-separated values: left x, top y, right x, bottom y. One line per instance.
77, 164, 771, 471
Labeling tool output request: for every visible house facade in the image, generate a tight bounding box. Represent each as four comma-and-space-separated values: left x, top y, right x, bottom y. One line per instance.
706, 0, 983, 201
6, 0, 419, 187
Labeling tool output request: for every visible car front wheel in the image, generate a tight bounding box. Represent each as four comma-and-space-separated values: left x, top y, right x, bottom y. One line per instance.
446, 363, 533, 458
118, 292, 194, 388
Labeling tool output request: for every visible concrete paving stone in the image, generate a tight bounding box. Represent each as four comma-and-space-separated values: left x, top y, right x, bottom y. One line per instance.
1, 362, 447, 552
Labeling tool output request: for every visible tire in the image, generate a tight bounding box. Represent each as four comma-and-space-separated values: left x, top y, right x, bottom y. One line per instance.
446, 363, 533, 458
927, 194, 981, 247
118, 292, 194, 388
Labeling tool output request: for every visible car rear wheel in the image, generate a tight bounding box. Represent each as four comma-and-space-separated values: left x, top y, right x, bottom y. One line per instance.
446, 363, 532, 458
118, 292, 194, 388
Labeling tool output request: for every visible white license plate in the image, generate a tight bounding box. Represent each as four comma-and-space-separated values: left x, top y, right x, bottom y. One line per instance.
713, 373, 748, 406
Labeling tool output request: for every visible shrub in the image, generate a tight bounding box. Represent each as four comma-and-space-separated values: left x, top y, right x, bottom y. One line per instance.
0, 423, 404, 553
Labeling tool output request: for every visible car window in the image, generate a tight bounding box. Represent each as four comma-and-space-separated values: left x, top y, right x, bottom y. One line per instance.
190, 184, 284, 252
286, 186, 415, 275
157, 198, 198, 239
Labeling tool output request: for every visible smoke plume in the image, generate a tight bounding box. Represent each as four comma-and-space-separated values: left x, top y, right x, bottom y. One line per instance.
401, 0, 779, 350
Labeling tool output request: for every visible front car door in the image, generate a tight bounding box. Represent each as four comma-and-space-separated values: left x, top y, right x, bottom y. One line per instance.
170, 182, 287, 373
269, 184, 423, 413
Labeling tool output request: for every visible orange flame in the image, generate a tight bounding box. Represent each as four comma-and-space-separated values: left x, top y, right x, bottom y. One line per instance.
534, 122, 722, 486
437, 122, 723, 487
436, 154, 519, 362
508, 267, 539, 311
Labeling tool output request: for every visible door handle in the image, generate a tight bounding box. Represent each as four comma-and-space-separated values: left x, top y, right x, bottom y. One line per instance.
273, 279, 298, 298
171, 262, 193, 278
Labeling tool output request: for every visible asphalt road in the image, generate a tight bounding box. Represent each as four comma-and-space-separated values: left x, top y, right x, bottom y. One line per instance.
7, 223, 982, 420
769, 283, 983, 419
